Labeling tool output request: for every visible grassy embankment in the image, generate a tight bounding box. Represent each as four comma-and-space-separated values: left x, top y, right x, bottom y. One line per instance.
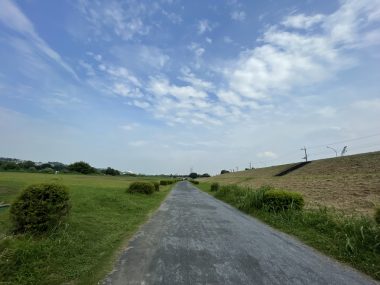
197, 182, 380, 280
202, 151, 380, 216
0, 172, 173, 285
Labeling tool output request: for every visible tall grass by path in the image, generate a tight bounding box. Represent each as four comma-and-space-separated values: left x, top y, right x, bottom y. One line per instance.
0, 172, 174, 285
197, 182, 380, 280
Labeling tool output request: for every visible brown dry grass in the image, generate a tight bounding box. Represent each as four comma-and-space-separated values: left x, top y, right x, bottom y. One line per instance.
203, 151, 380, 216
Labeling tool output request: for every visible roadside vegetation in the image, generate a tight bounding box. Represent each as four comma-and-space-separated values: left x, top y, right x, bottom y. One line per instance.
0, 172, 175, 285
197, 182, 380, 280
202, 151, 380, 216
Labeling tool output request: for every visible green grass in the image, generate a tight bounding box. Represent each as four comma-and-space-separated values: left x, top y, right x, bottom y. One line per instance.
0, 172, 174, 285
198, 182, 380, 281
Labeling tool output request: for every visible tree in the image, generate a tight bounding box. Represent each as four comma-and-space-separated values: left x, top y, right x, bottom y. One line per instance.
68, 161, 96, 174
3, 162, 20, 170
104, 167, 120, 176
201, 173, 210, 177
20, 160, 36, 169
220, 170, 230, 175
189, 172, 198, 179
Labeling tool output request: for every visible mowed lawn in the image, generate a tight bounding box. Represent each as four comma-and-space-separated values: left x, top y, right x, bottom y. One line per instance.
0, 172, 173, 285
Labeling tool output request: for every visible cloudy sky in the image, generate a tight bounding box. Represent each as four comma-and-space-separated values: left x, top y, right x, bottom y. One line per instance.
0, 0, 379, 174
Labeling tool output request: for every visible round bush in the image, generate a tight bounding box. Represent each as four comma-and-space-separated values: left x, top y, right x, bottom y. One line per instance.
210, 183, 220, 192
10, 184, 70, 233
153, 182, 160, 191
375, 208, 380, 225
263, 190, 304, 212
127, 182, 155, 194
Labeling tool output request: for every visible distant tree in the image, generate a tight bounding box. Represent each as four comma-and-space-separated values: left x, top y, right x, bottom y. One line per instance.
20, 160, 36, 169
37, 163, 52, 170
189, 172, 198, 179
104, 167, 120, 176
3, 162, 20, 171
68, 161, 96, 174
220, 170, 230, 175
201, 173, 210, 177
49, 162, 66, 171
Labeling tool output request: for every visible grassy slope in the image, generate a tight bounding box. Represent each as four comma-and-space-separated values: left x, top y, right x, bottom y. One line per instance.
202, 151, 380, 215
0, 172, 173, 285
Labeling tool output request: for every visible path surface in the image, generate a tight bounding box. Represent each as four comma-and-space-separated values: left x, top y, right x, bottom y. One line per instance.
102, 181, 376, 285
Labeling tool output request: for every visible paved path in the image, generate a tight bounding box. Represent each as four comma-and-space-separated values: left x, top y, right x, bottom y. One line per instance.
102, 181, 376, 285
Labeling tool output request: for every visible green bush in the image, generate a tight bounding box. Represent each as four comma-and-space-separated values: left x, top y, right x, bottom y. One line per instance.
127, 182, 155, 194
210, 183, 220, 192
375, 208, 380, 224
263, 190, 304, 211
160, 180, 175, 186
153, 182, 160, 191
236, 185, 273, 212
190, 180, 199, 185
40, 167, 55, 174
10, 184, 70, 234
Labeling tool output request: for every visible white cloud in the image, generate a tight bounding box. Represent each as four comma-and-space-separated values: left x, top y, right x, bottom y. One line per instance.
129, 140, 148, 147
120, 123, 139, 131
282, 14, 325, 29
132, 100, 150, 109
351, 98, 380, 110
179, 67, 214, 91
218, 0, 380, 108
257, 151, 277, 159
0, 0, 78, 79
223, 36, 233, 43
188, 42, 205, 57
77, 0, 150, 41
197, 19, 212, 34
112, 83, 142, 98
231, 11, 246, 21
149, 76, 208, 99
316, 106, 337, 118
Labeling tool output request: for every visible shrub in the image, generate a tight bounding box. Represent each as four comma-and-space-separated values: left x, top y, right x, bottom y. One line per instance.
263, 190, 304, 212
375, 208, 380, 224
10, 184, 70, 233
210, 183, 220, 192
127, 182, 155, 194
28, 166, 37, 172
153, 182, 160, 191
160, 180, 175, 186
40, 167, 55, 174
190, 180, 199, 185
237, 185, 274, 212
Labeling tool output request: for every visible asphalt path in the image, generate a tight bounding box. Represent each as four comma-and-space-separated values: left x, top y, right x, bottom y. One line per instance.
102, 181, 376, 285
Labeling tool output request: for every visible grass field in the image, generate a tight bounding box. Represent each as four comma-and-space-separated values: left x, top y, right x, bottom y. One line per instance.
202, 151, 380, 215
0, 172, 173, 285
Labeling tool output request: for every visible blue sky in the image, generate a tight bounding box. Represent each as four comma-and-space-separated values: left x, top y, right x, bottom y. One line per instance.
0, 0, 380, 174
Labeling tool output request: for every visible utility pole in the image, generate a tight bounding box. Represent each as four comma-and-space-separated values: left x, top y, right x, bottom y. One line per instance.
249, 162, 252, 169
326, 146, 338, 157
341, 146, 348, 156
301, 146, 308, 162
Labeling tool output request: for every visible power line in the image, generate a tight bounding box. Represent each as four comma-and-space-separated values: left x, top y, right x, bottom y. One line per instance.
307, 133, 380, 149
